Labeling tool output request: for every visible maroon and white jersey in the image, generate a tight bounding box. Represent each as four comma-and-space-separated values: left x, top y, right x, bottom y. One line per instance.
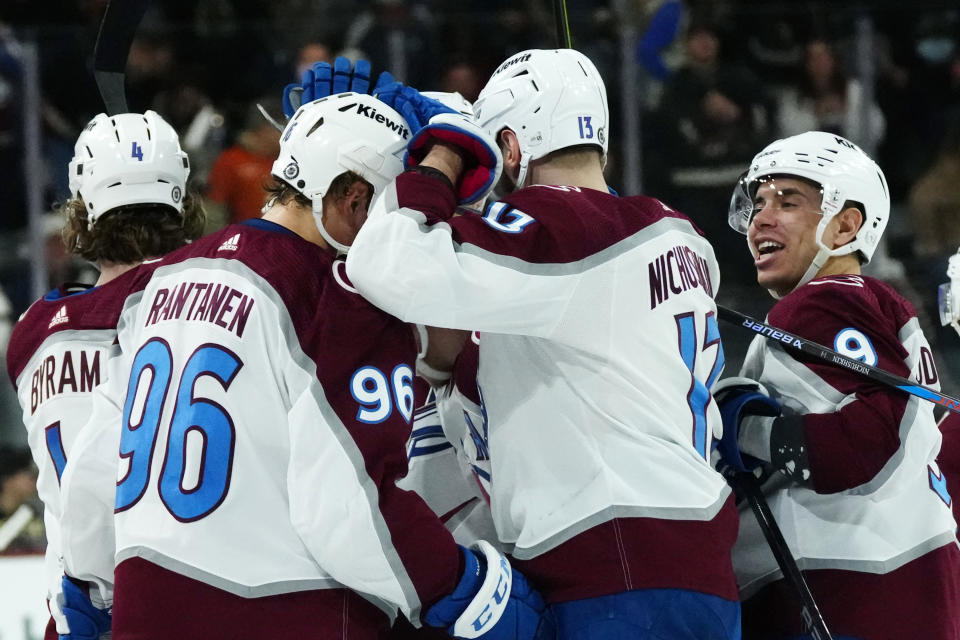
59, 220, 460, 638
938, 410, 960, 525
347, 173, 739, 604
434, 334, 493, 504
400, 334, 497, 547
6, 273, 138, 632
737, 274, 960, 639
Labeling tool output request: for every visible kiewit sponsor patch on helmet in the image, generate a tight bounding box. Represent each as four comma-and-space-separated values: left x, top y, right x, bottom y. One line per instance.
337, 102, 410, 139
495, 53, 532, 75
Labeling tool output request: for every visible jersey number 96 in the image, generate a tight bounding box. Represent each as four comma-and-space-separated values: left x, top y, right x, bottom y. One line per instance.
350, 364, 414, 424
116, 338, 243, 522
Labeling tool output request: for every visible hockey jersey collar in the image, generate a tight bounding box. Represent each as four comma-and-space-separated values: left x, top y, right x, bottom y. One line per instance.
43, 282, 97, 301
240, 218, 298, 237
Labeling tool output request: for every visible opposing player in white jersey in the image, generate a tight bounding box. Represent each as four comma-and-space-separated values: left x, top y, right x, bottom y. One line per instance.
347, 49, 741, 639
937, 249, 960, 525
5, 111, 203, 640
718, 131, 960, 638
58, 93, 545, 640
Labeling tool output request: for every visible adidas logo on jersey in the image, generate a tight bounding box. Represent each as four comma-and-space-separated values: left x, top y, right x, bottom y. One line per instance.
218, 233, 240, 252
48, 305, 69, 329
338, 102, 410, 139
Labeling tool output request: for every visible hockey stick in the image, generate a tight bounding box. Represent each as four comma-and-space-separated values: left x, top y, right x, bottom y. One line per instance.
0, 503, 34, 552
548, 1, 827, 633
731, 472, 833, 640
717, 305, 960, 414
92, 0, 151, 115
553, 0, 573, 48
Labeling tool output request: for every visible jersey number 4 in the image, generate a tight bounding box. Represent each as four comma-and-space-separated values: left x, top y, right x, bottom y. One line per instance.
675, 312, 724, 460
116, 338, 243, 522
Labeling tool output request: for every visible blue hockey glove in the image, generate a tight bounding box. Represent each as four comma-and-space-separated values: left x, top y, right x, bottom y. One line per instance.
375, 83, 502, 204
282, 57, 395, 117
714, 377, 781, 474
374, 81, 457, 135
425, 541, 545, 640
59, 576, 111, 640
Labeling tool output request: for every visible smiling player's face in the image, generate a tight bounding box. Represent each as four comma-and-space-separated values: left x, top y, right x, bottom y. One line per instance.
746, 177, 826, 297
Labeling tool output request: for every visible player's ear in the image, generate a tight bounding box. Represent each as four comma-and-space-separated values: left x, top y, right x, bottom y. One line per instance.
832, 204, 864, 250
498, 129, 521, 169
331, 179, 373, 222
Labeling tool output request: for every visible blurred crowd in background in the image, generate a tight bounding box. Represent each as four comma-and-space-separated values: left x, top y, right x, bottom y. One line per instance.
2, 0, 960, 544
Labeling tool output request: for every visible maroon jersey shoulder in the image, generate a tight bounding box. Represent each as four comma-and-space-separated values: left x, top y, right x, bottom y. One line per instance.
768, 275, 912, 379
447, 186, 702, 264
769, 275, 922, 491
6, 268, 141, 386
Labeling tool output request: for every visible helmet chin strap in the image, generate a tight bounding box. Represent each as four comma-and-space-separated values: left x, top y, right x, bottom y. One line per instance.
771, 246, 829, 300
514, 149, 531, 193
312, 199, 351, 255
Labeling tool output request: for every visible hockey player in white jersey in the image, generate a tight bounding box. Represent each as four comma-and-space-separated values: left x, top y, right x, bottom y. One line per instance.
717, 131, 960, 638
58, 92, 545, 640
346, 49, 742, 639
937, 249, 960, 525
5, 111, 203, 640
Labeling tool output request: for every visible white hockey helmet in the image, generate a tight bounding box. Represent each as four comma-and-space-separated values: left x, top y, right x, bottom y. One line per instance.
939, 249, 960, 336
421, 91, 474, 117
69, 111, 190, 229
728, 131, 890, 294
474, 48, 609, 190
271, 92, 408, 253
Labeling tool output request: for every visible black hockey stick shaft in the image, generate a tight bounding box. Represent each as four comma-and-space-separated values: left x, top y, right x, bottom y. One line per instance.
553, 0, 573, 48
93, 0, 151, 115
717, 305, 960, 414
733, 473, 833, 640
